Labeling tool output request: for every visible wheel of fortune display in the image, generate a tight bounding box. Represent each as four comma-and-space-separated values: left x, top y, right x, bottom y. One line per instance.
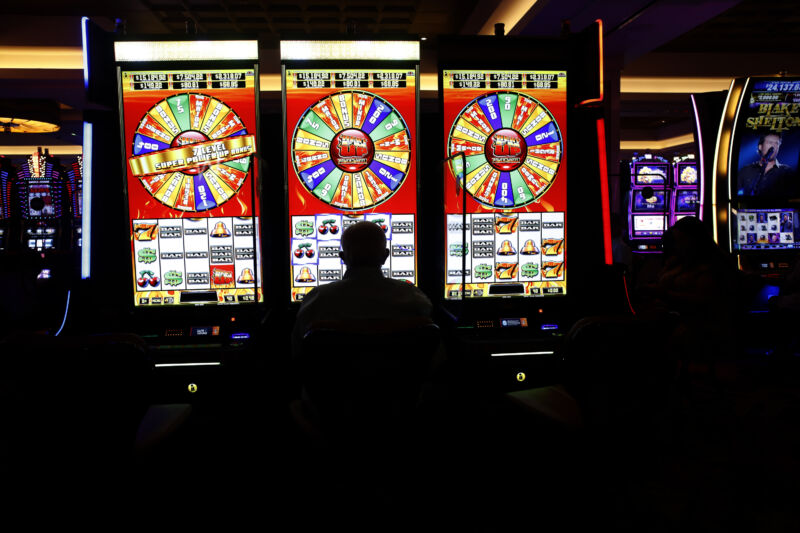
131, 93, 252, 212
291, 90, 412, 211
447, 91, 563, 209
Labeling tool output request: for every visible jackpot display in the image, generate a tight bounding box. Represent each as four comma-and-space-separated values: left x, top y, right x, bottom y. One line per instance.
442, 70, 567, 299
119, 67, 261, 307
285, 67, 418, 302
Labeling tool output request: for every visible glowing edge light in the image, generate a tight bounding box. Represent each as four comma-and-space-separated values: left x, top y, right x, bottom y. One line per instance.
597, 118, 613, 265
55, 290, 71, 336
81, 17, 89, 89
81, 121, 92, 279
711, 78, 745, 250
690, 94, 705, 221
280, 40, 419, 61
578, 19, 604, 108
114, 40, 258, 62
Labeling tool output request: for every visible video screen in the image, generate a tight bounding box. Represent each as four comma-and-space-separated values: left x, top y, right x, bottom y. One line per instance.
27, 181, 56, 217
633, 162, 669, 186
735, 79, 800, 198
285, 67, 418, 302
442, 69, 567, 299
632, 189, 668, 212
119, 67, 262, 307
676, 162, 698, 186
631, 215, 667, 237
733, 208, 800, 250
675, 190, 699, 212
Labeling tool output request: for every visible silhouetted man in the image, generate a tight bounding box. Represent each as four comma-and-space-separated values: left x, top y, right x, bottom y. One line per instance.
291, 220, 432, 353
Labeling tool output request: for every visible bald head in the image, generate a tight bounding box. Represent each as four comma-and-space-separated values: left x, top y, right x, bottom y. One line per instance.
340, 221, 389, 268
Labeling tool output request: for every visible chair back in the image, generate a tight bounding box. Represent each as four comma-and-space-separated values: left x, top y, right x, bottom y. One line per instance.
299, 318, 440, 439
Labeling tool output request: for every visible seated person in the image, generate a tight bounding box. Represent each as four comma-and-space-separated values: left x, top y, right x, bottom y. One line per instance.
291, 220, 433, 353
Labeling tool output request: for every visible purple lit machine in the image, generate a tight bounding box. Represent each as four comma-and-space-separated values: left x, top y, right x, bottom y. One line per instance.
628, 154, 670, 252
672, 155, 700, 225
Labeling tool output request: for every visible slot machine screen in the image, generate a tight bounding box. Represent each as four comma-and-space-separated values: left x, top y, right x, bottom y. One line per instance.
632, 190, 668, 212
631, 215, 667, 237
675, 190, 699, 212
632, 162, 669, 186
676, 162, 698, 186
443, 69, 567, 299
119, 65, 261, 307
285, 66, 418, 302
734, 78, 800, 198
733, 208, 800, 250
27, 181, 55, 217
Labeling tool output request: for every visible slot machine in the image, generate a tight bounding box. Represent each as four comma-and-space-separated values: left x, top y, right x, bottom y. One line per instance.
11, 149, 70, 253
672, 154, 701, 225
439, 22, 612, 391
714, 76, 800, 281
627, 154, 671, 253
0, 156, 12, 251
112, 38, 263, 390
281, 40, 420, 303
64, 156, 83, 250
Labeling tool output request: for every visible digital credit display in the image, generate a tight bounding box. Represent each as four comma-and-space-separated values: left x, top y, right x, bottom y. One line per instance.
119, 67, 262, 307
285, 68, 418, 302
443, 69, 567, 299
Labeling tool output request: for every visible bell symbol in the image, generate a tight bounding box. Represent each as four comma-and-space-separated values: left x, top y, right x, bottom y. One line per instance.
211, 221, 231, 238
295, 266, 316, 283
521, 239, 539, 255
497, 240, 516, 255
238, 268, 255, 283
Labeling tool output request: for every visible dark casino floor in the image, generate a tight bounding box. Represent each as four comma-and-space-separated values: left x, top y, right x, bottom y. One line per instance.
3, 319, 800, 530
68, 347, 800, 530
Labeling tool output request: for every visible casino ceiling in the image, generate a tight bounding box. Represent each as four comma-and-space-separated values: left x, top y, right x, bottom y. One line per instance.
1, 0, 799, 159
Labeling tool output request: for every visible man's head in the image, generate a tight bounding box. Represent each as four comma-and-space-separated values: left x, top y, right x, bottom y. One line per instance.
758, 133, 782, 160
340, 221, 389, 268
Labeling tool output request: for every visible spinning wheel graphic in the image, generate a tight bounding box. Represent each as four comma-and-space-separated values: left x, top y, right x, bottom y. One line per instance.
129, 93, 254, 212
447, 91, 563, 209
291, 90, 412, 211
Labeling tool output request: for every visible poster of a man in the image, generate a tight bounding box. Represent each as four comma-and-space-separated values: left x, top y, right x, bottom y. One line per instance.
737, 132, 797, 197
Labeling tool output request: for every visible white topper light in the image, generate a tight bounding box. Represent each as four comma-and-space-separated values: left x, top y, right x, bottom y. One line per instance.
114, 40, 258, 62
280, 40, 419, 61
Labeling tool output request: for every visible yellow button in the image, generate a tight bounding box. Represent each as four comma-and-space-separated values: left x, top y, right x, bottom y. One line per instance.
516, 372, 526, 382
188, 383, 198, 393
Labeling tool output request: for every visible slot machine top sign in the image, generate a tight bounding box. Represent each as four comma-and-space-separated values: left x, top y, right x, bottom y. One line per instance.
116, 40, 262, 307
443, 69, 567, 300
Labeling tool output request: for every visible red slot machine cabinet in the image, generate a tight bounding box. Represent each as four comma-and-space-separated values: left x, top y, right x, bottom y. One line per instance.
114, 38, 263, 381
715, 76, 800, 282
282, 40, 420, 304
11, 149, 70, 253
438, 22, 613, 391
627, 154, 671, 253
